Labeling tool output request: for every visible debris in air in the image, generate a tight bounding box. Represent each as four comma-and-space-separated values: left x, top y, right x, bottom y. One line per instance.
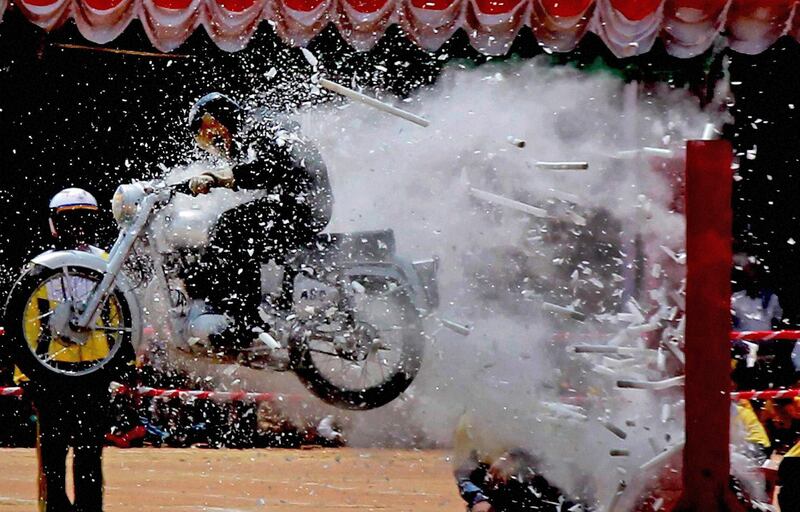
542, 302, 586, 321
616, 376, 685, 391
300, 48, 318, 68
535, 161, 589, 171
602, 421, 628, 440
469, 187, 548, 218
319, 78, 430, 127
572, 345, 652, 355
614, 148, 674, 159
440, 318, 472, 336
507, 136, 526, 148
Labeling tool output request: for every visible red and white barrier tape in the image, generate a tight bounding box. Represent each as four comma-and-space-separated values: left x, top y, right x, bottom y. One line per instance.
731, 330, 800, 341
0, 384, 300, 403
730, 389, 800, 401
0, 386, 24, 397
2, 384, 798, 403
115, 384, 297, 403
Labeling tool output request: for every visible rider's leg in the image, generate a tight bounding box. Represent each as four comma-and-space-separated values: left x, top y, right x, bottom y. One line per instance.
263, 202, 315, 312
275, 265, 298, 312
184, 202, 263, 347
184, 199, 315, 347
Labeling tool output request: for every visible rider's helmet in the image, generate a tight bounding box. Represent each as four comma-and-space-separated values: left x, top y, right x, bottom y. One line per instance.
48, 188, 100, 248
188, 93, 245, 157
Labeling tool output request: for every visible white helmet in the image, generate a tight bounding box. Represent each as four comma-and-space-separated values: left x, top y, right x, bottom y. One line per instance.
48, 188, 100, 244
49, 187, 99, 211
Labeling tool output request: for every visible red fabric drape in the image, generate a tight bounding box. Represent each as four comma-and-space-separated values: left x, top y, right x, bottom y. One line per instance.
3, 0, 799, 55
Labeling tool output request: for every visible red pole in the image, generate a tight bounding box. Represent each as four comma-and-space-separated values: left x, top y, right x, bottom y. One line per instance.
674, 140, 742, 511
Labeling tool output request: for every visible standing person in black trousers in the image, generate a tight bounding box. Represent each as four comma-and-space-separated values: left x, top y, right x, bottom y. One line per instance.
21, 382, 112, 512
14, 188, 133, 511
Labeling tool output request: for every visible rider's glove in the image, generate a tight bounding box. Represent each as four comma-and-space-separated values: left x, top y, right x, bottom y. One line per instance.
188, 174, 216, 196
188, 169, 235, 196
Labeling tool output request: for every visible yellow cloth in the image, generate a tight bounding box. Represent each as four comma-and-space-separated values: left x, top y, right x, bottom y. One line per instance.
15, 248, 115, 384
785, 441, 800, 458
735, 400, 771, 448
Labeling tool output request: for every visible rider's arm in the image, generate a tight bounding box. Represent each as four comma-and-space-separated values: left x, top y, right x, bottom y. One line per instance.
188, 167, 235, 195
297, 145, 333, 232
233, 141, 333, 231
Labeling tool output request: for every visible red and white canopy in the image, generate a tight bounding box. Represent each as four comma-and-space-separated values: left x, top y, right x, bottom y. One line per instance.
2, 0, 799, 56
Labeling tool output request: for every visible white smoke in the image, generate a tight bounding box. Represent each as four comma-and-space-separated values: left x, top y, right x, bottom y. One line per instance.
293, 59, 717, 508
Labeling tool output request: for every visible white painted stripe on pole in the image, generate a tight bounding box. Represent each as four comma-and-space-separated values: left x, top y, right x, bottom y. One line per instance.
319, 78, 430, 127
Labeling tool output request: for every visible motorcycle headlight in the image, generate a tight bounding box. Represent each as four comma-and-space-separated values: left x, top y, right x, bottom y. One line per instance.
112, 183, 146, 227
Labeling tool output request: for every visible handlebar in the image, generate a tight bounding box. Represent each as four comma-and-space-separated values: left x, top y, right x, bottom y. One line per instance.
167, 180, 193, 197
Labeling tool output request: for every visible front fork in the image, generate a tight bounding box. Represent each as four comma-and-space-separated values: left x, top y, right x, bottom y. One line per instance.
74, 195, 156, 329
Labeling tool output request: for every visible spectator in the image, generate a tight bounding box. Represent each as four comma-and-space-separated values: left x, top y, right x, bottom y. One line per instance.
254, 402, 302, 448
776, 442, 800, 510
452, 413, 581, 511
732, 398, 772, 464
732, 263, 783, 332
761, 399, 800, 455
732, 263, 796, 388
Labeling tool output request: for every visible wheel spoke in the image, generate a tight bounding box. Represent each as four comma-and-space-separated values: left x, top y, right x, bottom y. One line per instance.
40, 345, 72, 364
307, 348, 341, 358
90, 325, 132, 333
28, 310, 55, 322
375, 350, 387, 382
359, 350, 373, 387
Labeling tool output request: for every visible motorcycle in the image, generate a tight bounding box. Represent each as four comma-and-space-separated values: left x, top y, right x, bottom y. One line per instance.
2, 178, 438, 410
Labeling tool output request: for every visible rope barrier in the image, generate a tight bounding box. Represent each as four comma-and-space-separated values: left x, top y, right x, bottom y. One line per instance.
2, 330, 798, 404
1, 384, 798, 403
730, 389, 800, 401
0, 384, 301, 403
0, 386, 24, 397
117, 384, 297, 403
731, 330, 800, 341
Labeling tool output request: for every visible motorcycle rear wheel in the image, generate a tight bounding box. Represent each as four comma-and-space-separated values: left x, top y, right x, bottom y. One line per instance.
289, 278, 425, 410
2, 263, 135, 388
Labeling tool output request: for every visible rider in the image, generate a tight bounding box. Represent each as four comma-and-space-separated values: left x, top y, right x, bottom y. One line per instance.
184, 93, 333, 349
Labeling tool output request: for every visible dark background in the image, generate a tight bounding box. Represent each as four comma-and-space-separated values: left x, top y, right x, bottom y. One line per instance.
1, 8, 798, 320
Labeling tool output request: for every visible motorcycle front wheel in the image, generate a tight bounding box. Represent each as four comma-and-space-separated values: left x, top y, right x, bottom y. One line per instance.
2, 263, 135, 388
289, 277, 425, 410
